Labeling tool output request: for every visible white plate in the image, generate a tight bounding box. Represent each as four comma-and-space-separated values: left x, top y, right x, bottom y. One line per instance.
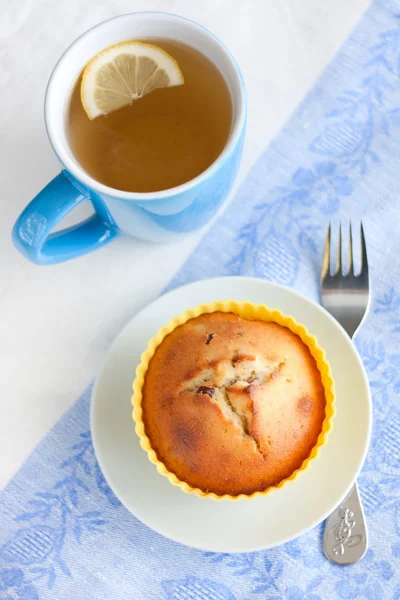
90, 276, 371, 553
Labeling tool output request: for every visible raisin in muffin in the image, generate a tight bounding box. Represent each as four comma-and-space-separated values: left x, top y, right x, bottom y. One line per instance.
139, 310, 329, 497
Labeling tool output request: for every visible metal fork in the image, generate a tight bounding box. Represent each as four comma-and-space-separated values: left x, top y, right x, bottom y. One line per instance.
321, 222, 370, 565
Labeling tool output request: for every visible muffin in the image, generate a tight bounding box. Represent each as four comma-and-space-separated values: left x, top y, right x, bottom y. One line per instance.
132, 301, 335, 499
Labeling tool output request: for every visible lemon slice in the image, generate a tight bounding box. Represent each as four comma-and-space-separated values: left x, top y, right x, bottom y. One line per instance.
81, 41, 184, 119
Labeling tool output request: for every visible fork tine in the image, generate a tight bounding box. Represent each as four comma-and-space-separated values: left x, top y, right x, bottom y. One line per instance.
348, 222, 354, 275
336, 223, 342, 275
321, 223, 331, 280
360, 222, 368, 277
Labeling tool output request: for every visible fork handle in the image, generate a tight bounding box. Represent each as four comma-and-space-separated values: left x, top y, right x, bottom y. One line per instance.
323, 482, 368, 564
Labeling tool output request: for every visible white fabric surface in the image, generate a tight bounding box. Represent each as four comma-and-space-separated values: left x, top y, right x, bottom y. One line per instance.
0, 0, 368, 489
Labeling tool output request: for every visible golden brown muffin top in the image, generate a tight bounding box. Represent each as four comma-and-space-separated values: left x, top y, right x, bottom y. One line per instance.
142, 312, 326, 496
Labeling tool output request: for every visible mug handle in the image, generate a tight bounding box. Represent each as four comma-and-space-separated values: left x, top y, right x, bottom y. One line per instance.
12, 171, 119, 265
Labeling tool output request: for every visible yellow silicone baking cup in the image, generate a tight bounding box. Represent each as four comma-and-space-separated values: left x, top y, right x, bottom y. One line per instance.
132, 300, 336, 501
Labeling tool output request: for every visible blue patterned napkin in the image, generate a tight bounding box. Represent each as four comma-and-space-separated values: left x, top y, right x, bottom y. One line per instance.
2, 1, 400, 598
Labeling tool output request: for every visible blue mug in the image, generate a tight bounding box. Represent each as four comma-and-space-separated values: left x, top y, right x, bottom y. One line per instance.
12, 13, 246, 265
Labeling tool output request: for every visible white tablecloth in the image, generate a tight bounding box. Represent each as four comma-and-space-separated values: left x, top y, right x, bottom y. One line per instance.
0, 0, 368, 489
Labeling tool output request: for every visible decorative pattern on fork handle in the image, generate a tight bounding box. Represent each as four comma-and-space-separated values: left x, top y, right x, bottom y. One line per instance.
323, 482, 368, 564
